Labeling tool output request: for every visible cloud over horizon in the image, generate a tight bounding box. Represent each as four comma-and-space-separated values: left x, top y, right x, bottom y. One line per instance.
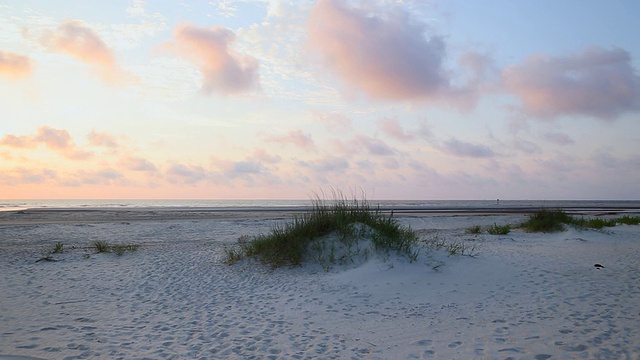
0, 127, 93, 160
164, 23, 260, 95
265, 130, 315, 151
502, 46, 640, 120
441, 138, 496, 158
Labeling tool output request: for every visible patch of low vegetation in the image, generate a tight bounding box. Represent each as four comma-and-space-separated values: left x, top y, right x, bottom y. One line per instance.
225, 194, 419, 269
92, 241, 139, 255
465, 225, 482, 234
520, 209, 571, 233
93, 240, 111, 253
427, 236, 478, 257
616, 215, 640, 225
570, 217, 617, 230
519, 209, 640, 232
36, 242, 64, 263
487, 223, 511, 235
52, 242, 64, 254
112, 244, 140, 256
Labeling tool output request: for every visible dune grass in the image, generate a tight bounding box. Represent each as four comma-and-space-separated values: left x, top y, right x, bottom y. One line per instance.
617, 215, 640, 225
225, 195, 419, 269
93, 240, 111, 253
570, 217, 617, 230
112, 244, 140, 256
426, 236, 478, 257
519, 209, 640, 232
520, 209, 572, 233
465, 225, 482, 234
92, 241, 139, 255
487, 223, 511, 235
52, 242, 64, 254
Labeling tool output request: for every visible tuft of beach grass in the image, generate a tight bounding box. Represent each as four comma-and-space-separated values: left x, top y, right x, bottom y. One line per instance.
487, 223, 511, 235
112, 244, 140, 256
616, 215, 640, 225
225, 192, 418, 269
465, 225, 482, 234
519, 209, 570, 233
52, 242, 64, 254
518, 209, 640, 232
92, 241, 140, 255
93, 240, 111, 253
425, 235, 478, 257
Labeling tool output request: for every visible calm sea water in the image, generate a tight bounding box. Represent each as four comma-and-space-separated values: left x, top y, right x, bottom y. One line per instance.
1, 199, 639, 212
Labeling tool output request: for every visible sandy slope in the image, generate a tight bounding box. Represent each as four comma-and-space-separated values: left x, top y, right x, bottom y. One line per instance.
1, 212, 639, 359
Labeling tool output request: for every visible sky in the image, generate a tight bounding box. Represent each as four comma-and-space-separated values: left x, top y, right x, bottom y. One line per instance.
1, 0, 639, 200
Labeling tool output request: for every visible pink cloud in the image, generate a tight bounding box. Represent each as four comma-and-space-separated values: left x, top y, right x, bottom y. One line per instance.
441, 138, 495, 158
0, 51, 32, 79
251, 148, 282, 164
378, 117, 414, 141
121, 156, 158, 172
311, 110, 352, 133
0, 134, 31, 148
265, 130, 315, 150
63, 149, 93, 161
0, 168, 57, 185
209, 155, 279, 186
542, 132, 575, 146
87, 130, 119, 148
41, 20, 127, 84
61, 169, 125, 187
330, 136, 395, 157
226, 161, 265, 178
164, 23, 259, 95
299, 156, 349, 173
34, 127, 73, 149
0, 126, 92, 160
353, 135, 395, 156
34, 127, 93, 160
167, 164, 208, 184
502, 46, 640, 120
307, 0, 450, 101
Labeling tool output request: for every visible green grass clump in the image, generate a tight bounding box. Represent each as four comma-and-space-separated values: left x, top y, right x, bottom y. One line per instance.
616, 215, 640, 225
52, 242, 64, 254
92, 241, 139, 255
570, 217, 617, 230
520, 209, 640, 232
487, 223, 511, 235
520, 209, 571, 233
225, 195, 418, 269
426, 236, 478, 257
93, 240, 111, 253
465, 225, 482, 234
112, 244, 140, 256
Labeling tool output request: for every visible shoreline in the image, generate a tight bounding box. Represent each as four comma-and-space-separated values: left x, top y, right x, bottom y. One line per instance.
2, 204, 639, 226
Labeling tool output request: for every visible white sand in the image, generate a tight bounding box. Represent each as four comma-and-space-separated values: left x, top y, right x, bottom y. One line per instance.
1, 210, 639, 359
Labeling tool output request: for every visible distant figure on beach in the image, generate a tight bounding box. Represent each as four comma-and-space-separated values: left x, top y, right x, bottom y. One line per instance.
497, 199, 500, 205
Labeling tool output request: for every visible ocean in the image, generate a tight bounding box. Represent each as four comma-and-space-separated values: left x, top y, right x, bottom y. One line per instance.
1, 199, 639, 213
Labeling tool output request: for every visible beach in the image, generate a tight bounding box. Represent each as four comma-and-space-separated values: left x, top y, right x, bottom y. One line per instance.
1, 208, 639, 359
